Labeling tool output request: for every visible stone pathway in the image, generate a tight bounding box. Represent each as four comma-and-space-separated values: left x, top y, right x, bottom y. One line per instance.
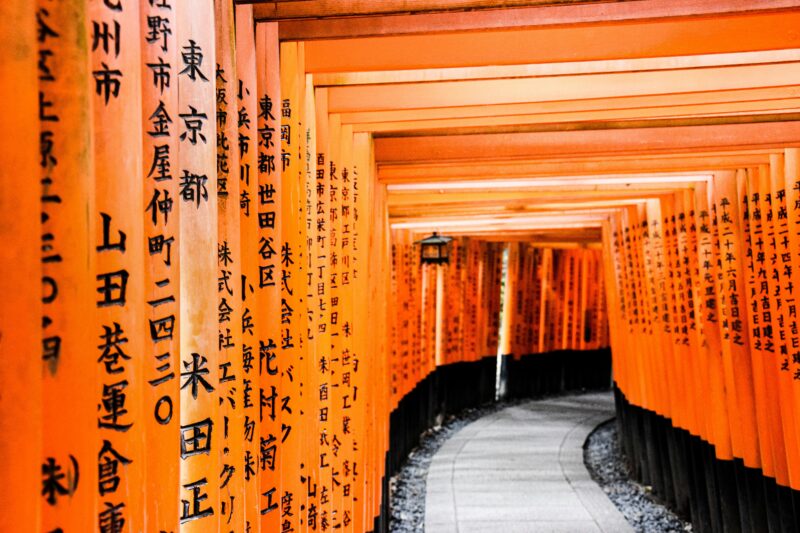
424, 392, 634, 533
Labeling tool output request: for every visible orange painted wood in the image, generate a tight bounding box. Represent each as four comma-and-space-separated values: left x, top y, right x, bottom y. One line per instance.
303, 11, 800, 73
765, 154, 800, 488
255, 19, 282, 527
314, 86, 334, 533
272, 0, 800, 39
694, 182, 734, 460
140, 0, 180, 529
176, 1, 220, 530
37, 1, 97, 531
0, 2, 41, 531
89, 0, 146, 530
278, 40, 305, 533
215, 0, 245, 529
782, 148, 800, 490
713, 170, 761, 468
234, 4, 263, 527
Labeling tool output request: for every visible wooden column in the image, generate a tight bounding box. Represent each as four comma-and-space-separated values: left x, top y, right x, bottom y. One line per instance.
214, 0, 244, 529
89, 1, 147, 530
0, 3, 41, 531
254, 19, 282, 527
279, 40, 305, 533
234, 4, 262, 528
141, 0, 180, 529
176, 1, 220, 530
37, 1, 97, 531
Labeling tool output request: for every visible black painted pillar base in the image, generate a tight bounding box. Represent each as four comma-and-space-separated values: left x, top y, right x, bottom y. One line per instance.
615, 386, 800, 533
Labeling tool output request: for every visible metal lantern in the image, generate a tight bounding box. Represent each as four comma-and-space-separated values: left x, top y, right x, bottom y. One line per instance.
416, 232, 453, 265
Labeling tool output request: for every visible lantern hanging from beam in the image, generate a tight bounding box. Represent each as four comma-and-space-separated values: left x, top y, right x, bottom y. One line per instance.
416, 231, 453, 264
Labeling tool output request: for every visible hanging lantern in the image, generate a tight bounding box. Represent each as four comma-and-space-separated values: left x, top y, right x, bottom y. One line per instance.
416, 231, 453, 265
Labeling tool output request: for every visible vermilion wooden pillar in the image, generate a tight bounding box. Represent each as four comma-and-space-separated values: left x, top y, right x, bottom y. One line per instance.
713, 171, 761, 471
176, 1, 220, 530
215, 0, 245, 529
234, 4, 263, 528
255, 20, 282, 527
315, 86, 334, 533
694, 181, 734, 461
38, 1, 97, 531
89, 1, 147, 531
0, 3, 41, 531
140, 0, 180, 529
352, 131, 372, 533
279, 40, 305, 533
783, 148, 800, 490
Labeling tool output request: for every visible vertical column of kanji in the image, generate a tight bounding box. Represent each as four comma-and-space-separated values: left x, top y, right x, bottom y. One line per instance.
476, 241, 487, 361
521, 245, 535, 355
750, 164, 791, 487
555, 249, 565, 352
233, 6, 262, 528
254, 20, 281, 527
0, 3, 40, 532
639, 203, 664, 414
555, 249, 568, 352
326, 113, 344, 530
677, 193, 703, 437
373, 175, 392, 530
279, 40, 303, 533
633, 205, 656, 409
601, 218, 624, 390
301, 73, 320, 533
477, 243, 490, 358
175, 1, 219, 530
783, 149, 800, 491
738, 168, 778, 481
595, 250, 609, 350
389, 236, 399, 404
647, 198, 673, 418
140, 0, 180, 529
214, 0, 244, 529
694, 182, 733, 461
36, 1, 95, 531
544, 248, 557, 354
476, 241, 486, 361
766, 153, 800, 490
313, 87, 332, 533
537, 248, 551, 354
754, 163, 794, 493
686, 189, 712, 439
658, 197, 683, 426
352, 131, 371, 532
570, 249, 581, 350
617, 209, 639, 404
339, 124, 358, 532
89, 0, 146, 530
712, 171, 761, 471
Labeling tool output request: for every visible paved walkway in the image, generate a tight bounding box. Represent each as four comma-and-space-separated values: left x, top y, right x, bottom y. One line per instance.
424, 392, 634, 533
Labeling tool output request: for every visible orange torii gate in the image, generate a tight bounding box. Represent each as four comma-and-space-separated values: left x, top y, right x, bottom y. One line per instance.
5, 1, 800, 532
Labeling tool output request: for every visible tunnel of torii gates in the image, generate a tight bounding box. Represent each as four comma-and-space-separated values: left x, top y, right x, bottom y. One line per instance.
7, 0, 800, 532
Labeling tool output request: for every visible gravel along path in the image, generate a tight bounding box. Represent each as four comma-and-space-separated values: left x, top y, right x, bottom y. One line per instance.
584, 419, 692, 533
390, 399, 689, 533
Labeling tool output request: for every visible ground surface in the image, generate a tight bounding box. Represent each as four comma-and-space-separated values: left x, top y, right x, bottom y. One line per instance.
422, 392, 633, 532
389, 391, 691, 532
584, 420, 692, 533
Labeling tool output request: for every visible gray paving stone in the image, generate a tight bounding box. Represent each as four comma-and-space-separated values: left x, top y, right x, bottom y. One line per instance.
424, 392, 634, 533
